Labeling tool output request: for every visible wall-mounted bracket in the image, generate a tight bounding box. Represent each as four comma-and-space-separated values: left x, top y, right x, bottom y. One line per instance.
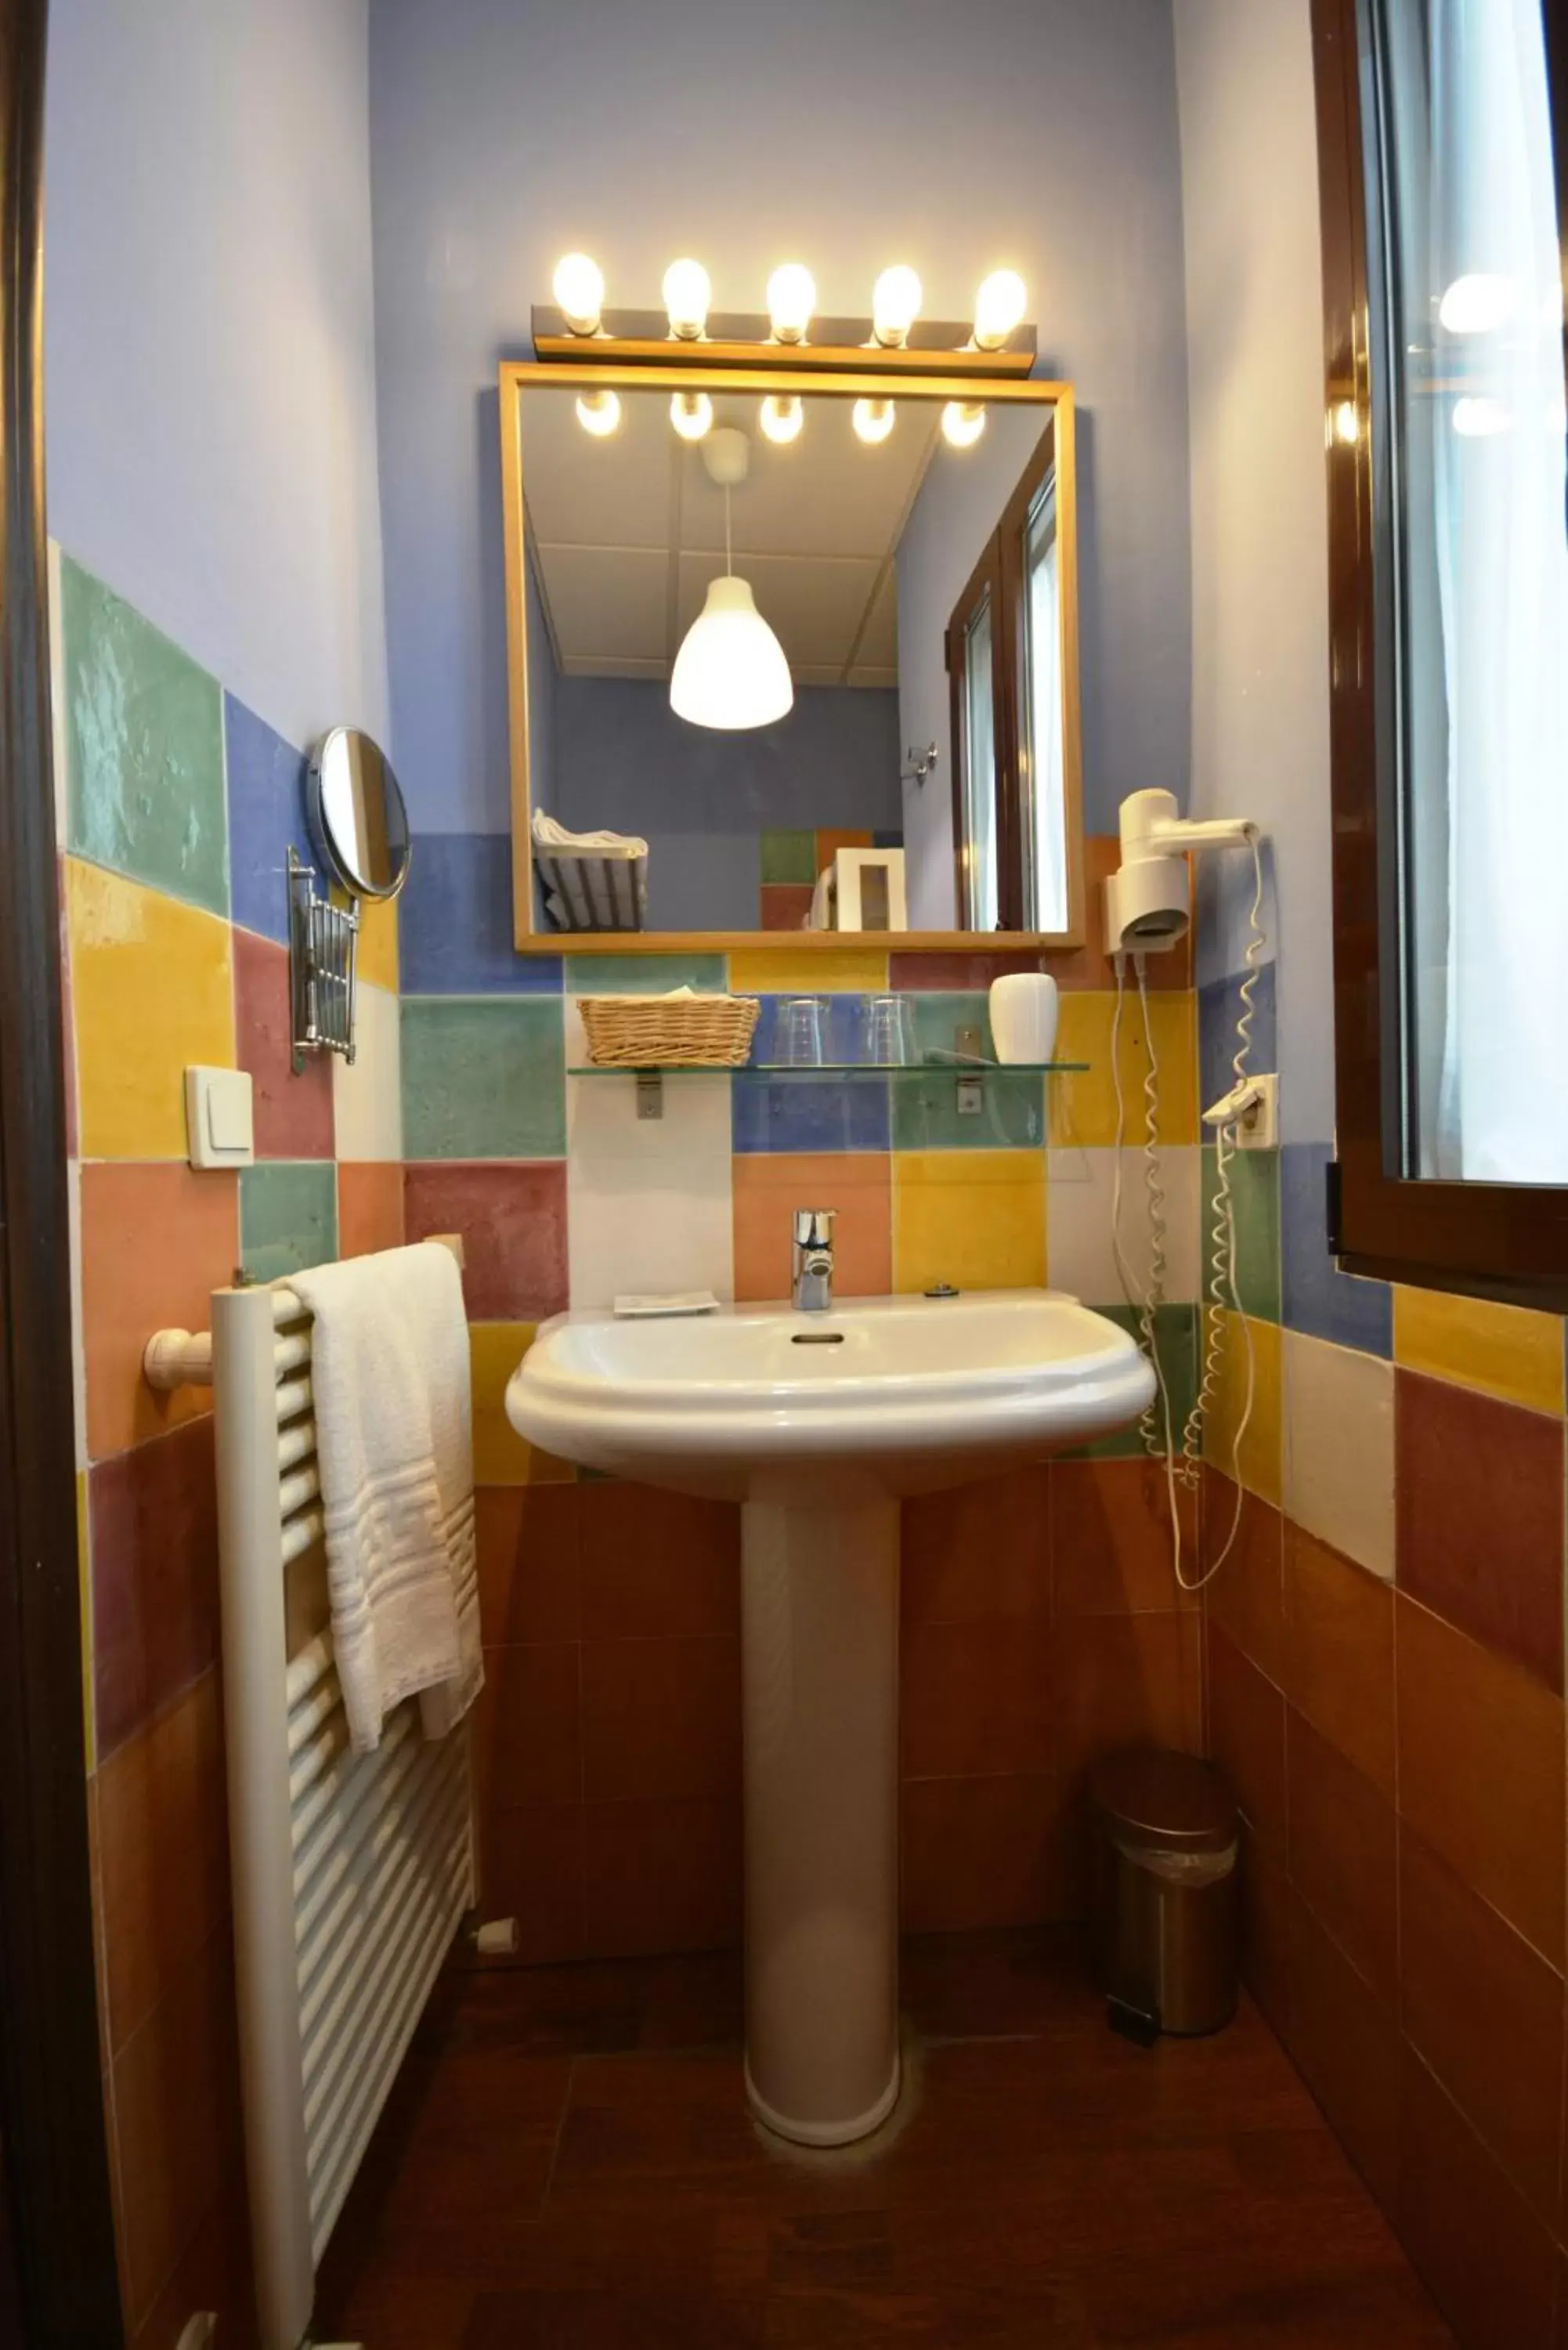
635, 1072, 664, 1121
288, 845, 359, 1071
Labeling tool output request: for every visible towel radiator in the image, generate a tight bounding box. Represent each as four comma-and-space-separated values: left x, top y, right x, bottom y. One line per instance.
145, 1238, 475, 2350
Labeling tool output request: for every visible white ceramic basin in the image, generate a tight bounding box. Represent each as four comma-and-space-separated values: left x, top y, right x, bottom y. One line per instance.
505, 1289, 1152, 2153
506, 1289, 1154, 1502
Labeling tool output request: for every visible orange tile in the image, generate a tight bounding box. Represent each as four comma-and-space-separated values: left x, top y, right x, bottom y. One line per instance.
1397, 1594, 1565, 1968
814, 827, 873, 877
1398, 2045, 1559, 2350
1205, 1623, 1286, 1856
900, 1774, 1073, 1933
476, 1802, 584, 1965
1051, 1458, 1198, 1618
901, 1467, 1050, 1625
578, 1483, 739, 1639
580, 1637, 741, 1803
95, 1672, 229, 2056
1201, 1470, 1285, 1685
79, 1162, 237, 1462
475, 1484, 580, 1645
337, 1160, 405, 1259
1283, 1521, 1396, 1798
583, 1796, 742, 1958
1050, 1612, 1203, 1787
110, 1929, 243, 2332
475, 1643, 582, 1813
1399, 1823, 1565, 2223
901, 1617, 1054, 1779
1288, 1892, 1400, 2212
1285, 1706, 1396, 2001
731, 1152, 891, 1303
1238, 1827, 1293, 2041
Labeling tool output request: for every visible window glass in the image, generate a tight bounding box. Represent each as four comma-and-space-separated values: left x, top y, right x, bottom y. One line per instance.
1368, 0, 1568, 1181
1023, 482, 1067, 933
962, 597, 998, 931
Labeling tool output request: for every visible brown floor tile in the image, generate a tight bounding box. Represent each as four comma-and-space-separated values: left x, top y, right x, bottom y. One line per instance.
1284, 1520, 1396, 1795
1202, 1470, 1286, 1683
578, 1486, 739, 1640
901, 1466, 1051, 1625
1398, 2045, 1559, 2350
1286, 1706, 1397, 2001
582, 1797, 742, 1957
1206, 1623, 1287, 1856
1396, 1370, 1566, 1694
1396, 1594, 1565, 1966
1399, 1824, 1565, 2225
1051, 1457, 1198, 1618
901, 1618, 1053, 1779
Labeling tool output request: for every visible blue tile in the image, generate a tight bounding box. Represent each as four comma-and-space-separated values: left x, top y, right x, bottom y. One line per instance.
1198, 962, 1277, 1120
400, 832, 562, 993
750, 993, 875, 1066
1280, 1140, 1393, 1357
732, 1074, 891, 1155
226, 695, 306, 945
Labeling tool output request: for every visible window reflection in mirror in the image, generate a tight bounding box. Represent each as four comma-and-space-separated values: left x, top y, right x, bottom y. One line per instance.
504, 375, 1080, 943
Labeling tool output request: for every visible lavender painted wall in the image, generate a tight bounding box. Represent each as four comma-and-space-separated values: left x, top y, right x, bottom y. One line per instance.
367, 0, 1193, 837
44, 0, 388, 751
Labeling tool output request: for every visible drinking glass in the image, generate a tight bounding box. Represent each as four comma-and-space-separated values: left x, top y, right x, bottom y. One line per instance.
780, 996, 826, 1067
863, 994, 914, 1066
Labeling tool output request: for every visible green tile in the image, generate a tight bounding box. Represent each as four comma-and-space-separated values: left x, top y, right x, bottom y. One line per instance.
760, 830, 816, 884
402, 996, 565, 1159
1072, 1302, 1198, 1460
239, 1162, 338, 1283
565, 953, 727, 995
1201, 1144, 1281, 1321
61, 555, 228, 917
891, 993, 1042, 1149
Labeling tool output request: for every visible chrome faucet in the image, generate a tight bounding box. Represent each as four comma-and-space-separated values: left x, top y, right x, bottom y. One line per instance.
792, 1209, 836, 1312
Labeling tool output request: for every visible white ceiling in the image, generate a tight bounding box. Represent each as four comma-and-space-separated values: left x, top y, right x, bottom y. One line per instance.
520, 387, 940, 689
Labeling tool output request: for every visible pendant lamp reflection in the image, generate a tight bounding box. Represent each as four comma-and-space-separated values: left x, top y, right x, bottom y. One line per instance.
670, 425, 793, 731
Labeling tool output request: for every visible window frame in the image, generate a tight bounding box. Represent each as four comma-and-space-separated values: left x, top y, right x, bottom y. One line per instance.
1313, 0, 1568, 1306
945, 419, 1060, 935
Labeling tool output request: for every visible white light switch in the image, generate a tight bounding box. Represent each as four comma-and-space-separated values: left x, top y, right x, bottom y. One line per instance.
184, 1066, 255, 1170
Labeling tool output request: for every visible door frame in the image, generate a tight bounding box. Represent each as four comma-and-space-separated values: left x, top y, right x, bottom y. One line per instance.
0, 0, 126, 2337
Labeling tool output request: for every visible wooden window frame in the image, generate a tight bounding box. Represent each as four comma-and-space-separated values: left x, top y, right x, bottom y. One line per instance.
945, 419, 1059, 935
1313, 0, 1568, 1307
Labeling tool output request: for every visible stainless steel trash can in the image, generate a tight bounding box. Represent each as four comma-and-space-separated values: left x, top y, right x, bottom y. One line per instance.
1089, 1749, 1238, 2038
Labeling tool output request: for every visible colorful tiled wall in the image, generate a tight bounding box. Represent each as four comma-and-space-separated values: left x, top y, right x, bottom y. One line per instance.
399, 829, 1208, 1959
55, 551, 402, 2345
1193, 956, 1568, 2350
757, 825, 903, 931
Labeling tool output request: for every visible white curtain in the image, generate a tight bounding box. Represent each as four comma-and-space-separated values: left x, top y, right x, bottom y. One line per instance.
1428, 0, 1568, 1180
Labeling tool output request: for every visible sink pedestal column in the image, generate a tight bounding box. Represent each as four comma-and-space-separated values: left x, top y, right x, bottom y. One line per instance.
740, 1494, 901, 2147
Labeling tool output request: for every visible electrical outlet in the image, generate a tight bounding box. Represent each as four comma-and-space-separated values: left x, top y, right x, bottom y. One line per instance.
1234, 1072, 1279, 1150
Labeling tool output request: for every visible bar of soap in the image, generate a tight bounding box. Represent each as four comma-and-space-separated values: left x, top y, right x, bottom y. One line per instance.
612, 1291, 721, 1318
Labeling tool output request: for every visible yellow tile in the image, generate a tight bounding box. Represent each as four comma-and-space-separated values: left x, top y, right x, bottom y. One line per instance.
348, 886, 399, 995
1393, 1285, 1565, 1416
729, 945, 890, 995
66, 858, 234, 1159
469, 1321, 576, 1487
893, 1149, 1046, 1294
1049, 990, 1197, 1149
1201, 1306, 1282, 1506
77, 1469, 94, 1775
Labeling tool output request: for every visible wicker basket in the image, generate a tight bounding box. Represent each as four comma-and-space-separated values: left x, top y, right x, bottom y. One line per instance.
579, 993, 761, 1068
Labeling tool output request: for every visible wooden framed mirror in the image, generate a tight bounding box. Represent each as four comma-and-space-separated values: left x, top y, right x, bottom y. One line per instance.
499, 359, 1083, 954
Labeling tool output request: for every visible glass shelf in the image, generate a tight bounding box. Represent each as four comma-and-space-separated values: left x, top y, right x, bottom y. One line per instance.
567, 1060, 1089, 1078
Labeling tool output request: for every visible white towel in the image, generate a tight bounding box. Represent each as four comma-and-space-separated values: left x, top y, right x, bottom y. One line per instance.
531, 807, 649, 859
290, 1243, 482, 1753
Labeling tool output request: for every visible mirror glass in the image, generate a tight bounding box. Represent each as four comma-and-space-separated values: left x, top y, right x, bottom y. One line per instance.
309, 726, 411, 901
513, 383, 1075, 938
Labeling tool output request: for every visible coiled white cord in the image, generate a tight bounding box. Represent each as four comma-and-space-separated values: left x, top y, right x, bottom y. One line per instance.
1110, 835, 1268, 1593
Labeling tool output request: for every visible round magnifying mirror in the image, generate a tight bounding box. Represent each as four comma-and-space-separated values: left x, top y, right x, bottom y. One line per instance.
307, 726, 411, 901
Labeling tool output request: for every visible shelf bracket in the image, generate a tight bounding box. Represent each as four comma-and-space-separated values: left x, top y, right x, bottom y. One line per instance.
635, 1072, 664, 1121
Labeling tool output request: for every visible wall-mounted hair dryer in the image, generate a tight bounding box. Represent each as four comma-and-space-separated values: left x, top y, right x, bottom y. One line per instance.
1103, 786, 1259, 953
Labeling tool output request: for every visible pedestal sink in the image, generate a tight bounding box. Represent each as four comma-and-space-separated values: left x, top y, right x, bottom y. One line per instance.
507, 1289, 1153, 2147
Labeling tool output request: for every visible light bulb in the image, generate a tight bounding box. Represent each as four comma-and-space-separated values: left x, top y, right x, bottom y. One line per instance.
767, 262, 816, 344
670, 391, 713, 443
1331, 400, 1360, 446
941, 400, 987, 449
973, 269, 1027, 350
1453, 395, 1512, 438
575, 389, 621, 438
1439, 273, 1517, 334
663, 257, 711, 339
853, 397, 896, 446
552, 252, 604, 337
872, 265, 922, 347
760, 394, 804, 445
